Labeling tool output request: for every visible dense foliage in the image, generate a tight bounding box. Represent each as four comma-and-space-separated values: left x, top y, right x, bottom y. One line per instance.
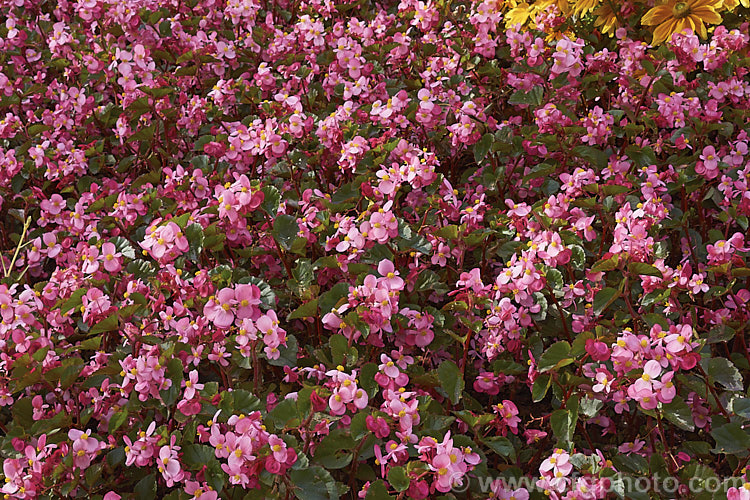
1, 0, 750, 498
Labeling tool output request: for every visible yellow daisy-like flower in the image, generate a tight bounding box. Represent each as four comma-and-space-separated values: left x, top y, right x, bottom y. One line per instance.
720, 0, 750, 10
538, 0, 571, 16
571, 0, 601, 17
504, 1, 534, 28
593, 1, 620, 36
641, 0, 723, 45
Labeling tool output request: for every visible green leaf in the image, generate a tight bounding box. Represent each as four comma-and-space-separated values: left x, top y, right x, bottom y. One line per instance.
365, 480, 394, 499
28, 124, 52, 136
127, 259, 156, 280
706, 358, 743, 392
572, 145, 609, 168
141, 87, 174, 98
711, 422, 750, 454
182, 444, 225, 492
661, 397, 694, 432
160, 358, 183, 406
550, 409, 574, 447
111, 236, 136, 259
89, 312, 119, 335
134, 474, 157, 500
330, 182, 360, 205
319, 282, 350, 315
292, 258, 314, 286
59, 358, 85, 389
570, 244, 586, 270
273, 214, 299, 251
387, 466, 410, 492
330, 334, 351, 366
107, 447, 125, 467
532, 373, 551, 402
182, 444, 217, 467
591, 255, 619, 273
232, 389, 263, 414
61, 289, 86, 314
481, 436, 516, 460
625, 145, 657, 169
546, 268, 564, 289
314, 429, 355, 469
397, 223, 432, 254
628, 262, 663, 278
434, 225, 459, 239
579, 396, 603, 418
508, 86, 544, 106
184, 223, 204, 262
538, 341, 572, 373
261, 185, 281, 214
473, 133, 494, 162
108, 410, 128, 434
267, 398, 298, 431
593, 287, 620, 316
733, 398, 750, 419
267, 334, 298, 367
437, 360, 464, 405
245, 276, 276, 309
290, 466, 342, 500
288, 299, 319, 320
414, 270, 442, 292
127, 125, 155, 143
522, 163, 556, 182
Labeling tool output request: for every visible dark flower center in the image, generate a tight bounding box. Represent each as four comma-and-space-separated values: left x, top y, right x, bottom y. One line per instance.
672, 1, 691, 18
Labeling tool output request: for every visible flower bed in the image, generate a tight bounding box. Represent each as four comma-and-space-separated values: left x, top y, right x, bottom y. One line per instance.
1, 0, 750, 498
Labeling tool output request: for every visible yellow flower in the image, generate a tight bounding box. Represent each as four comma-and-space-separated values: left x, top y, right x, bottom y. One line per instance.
504, 1, 534, 27
538, 0, 571, 16
571, 0, 601, 16
720, 0, 749, 10
641, 0, 723, 45
593, 1, 620, 36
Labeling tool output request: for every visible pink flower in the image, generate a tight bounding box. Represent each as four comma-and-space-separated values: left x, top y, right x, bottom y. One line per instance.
456, 268, 484, 293
268, 435, 288, 462
101, 242, 122, 273
235, 284, 261, 320
585, 338, 611, 361
329, 391, 346, 415
379, 354, 400, 378
592, 369, 613, 394
506, 199, 531, 217
40, 194, 65, 215
524, 429, 548, 445
352, 388, 368, 409
204, 288, 236, 328
43, 233, 61, 258
540, 448, 573, 477
378, 259, 404, 289
158, 436, 184, 487
184, 481, 218, 500
618, 439, 645, 454
183, 370, 204, 400
699, 145, 718, 170
474, 372, 500, 395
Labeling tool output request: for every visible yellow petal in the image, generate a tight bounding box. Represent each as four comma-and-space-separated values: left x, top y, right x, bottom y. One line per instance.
688, 17, 708, 38
691, 7, 722, 23
642, 5, 673, 25
674, 18, 690, 38
652, 19, 678, 44
688, 0, 721, 8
